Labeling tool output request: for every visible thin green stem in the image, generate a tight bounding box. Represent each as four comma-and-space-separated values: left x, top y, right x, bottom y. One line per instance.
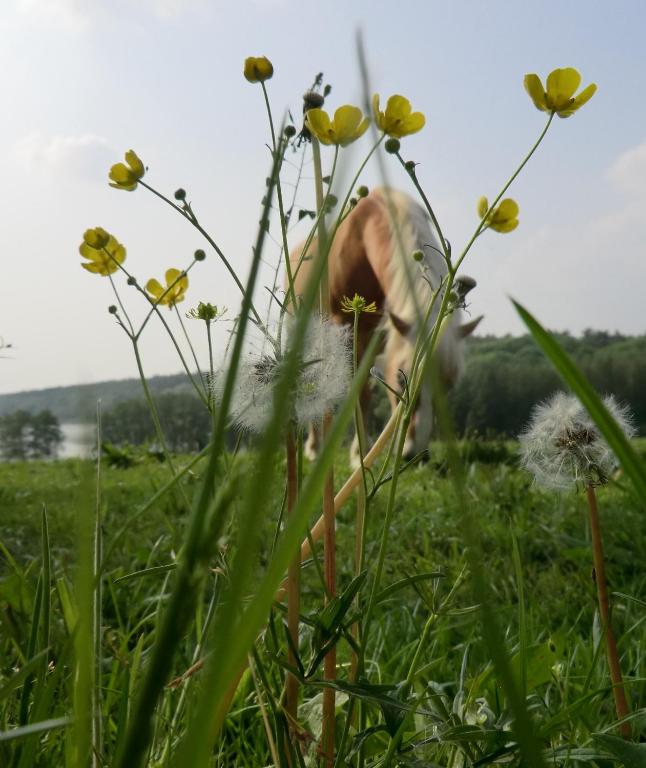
261, 82, 297, 312
453, 112, 555, 275
291, 145, 339, 286
108, 275, 135, 336
138, 179, 265, 328
206, 321, 215, 409
174, 305, 208, 398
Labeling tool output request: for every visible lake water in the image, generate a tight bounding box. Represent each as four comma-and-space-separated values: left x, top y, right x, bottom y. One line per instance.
59, 423, 93, 459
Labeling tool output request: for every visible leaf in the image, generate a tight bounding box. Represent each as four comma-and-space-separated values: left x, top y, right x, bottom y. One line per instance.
513, 300, 646, 502
592, 733, 646, 767
0, 717, 70, 743
113, 563, 177, 584
375, 572, 445, 605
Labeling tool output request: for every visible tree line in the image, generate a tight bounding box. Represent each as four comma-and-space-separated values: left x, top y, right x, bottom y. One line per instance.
1, 331, 644, 459
450, 330, 646, 437
0, 410, 63, 460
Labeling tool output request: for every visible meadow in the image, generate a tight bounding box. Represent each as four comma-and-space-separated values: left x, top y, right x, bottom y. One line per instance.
1, 443, 645, 766
3, 52, 646, 768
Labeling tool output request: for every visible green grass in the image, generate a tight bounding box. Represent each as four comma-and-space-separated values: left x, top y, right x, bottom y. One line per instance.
1, 443, 645, 765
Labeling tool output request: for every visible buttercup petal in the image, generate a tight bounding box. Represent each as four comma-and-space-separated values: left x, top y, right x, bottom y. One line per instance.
496, 199, 519, 220
334, 105, 362, 136
558, 82, 598, 117
109, 163, 135, 184
546, 67, 581, 110
354, 118, 369, 141
125, 150, 144, 178
477, 196, 489, 219
81, 261, 104, 274
400, 112, 425, 136
493, 218, 519, 233
79, 242, 99, 261
146, 278, 164, 298
385, 94, 412, 118
524, 74, 547, 111
165, 268, 182, 285
306, 109, 333, 144
372, 94, 381, 116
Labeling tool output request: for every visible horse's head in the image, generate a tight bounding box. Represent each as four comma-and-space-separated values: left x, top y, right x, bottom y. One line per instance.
385, 310, 482, 462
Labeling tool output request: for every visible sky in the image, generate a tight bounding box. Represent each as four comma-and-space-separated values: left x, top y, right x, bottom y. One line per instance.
1, 0, 645, 395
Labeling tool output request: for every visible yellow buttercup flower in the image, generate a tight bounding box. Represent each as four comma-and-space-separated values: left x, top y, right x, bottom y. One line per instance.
524, 68, 597, 118
109, 150, 145, 190
372, 94, 425, 138
146, 269, 189, 307
244, 56, 274, 83
79, 230, 126, 275
305, 105, 369, 147
478, 197, 519, 233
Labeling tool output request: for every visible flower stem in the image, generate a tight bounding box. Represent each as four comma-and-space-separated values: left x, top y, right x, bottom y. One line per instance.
261, 82, 298, 313
175, 305, 209, 400
138, 179, 265, 328
586, 485, 631, 738
453, 112, 554, 275
311, 135, 336, 767
285, 426, 300, 721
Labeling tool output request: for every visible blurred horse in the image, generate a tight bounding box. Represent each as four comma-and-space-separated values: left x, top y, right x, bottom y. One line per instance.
290, 187, 480, 462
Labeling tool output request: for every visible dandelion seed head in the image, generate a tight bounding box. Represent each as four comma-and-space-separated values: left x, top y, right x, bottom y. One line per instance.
212, 314, 352, 433
519, 391, 635, 491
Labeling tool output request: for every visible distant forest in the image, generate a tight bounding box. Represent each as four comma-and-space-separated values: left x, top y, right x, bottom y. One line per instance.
0, 330, 644, 439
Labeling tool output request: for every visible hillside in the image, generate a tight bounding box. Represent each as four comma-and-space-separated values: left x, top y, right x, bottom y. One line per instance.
0, 372, 194, 422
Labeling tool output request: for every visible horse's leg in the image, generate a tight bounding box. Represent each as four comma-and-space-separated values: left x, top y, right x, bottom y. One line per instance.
304, 422, 321, 461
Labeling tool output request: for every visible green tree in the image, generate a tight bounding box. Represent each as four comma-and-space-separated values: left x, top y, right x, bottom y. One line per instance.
0, 410, 31, 460
28, 410, 64, 458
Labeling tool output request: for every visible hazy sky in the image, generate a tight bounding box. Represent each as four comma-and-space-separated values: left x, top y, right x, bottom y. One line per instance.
1, 0, 645, 395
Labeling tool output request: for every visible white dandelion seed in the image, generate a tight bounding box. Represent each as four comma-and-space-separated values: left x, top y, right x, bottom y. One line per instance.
212, 314, 352, 433
519, 391, 635, 491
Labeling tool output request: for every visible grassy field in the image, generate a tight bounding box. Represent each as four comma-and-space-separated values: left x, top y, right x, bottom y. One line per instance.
1, 442, 645, 765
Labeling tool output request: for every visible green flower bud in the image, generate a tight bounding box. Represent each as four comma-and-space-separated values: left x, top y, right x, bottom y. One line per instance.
127, 276, 137, 286
284, 125, 296, 138
411, 249, 424, 262
356, 185, 369, 198
384, 138, 401, 154
108, 305, 118, 314
174, 188, 187, 201
194, 249, 206, 262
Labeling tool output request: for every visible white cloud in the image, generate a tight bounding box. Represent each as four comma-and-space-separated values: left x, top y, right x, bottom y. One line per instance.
607, 138, 646, 198
14, 132, 114, 182
16, 0, 99, 30
15, 0, 204, 28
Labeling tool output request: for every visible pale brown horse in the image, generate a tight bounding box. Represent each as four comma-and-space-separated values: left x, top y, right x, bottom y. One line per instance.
290, 187, 480, 462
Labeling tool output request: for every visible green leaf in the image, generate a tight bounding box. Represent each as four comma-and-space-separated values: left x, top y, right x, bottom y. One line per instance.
0, 717, 70, 743
592, 733, 646, 767
113, 563, 177, 584
513, 300, 646, 502
375, 572, 445, 604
